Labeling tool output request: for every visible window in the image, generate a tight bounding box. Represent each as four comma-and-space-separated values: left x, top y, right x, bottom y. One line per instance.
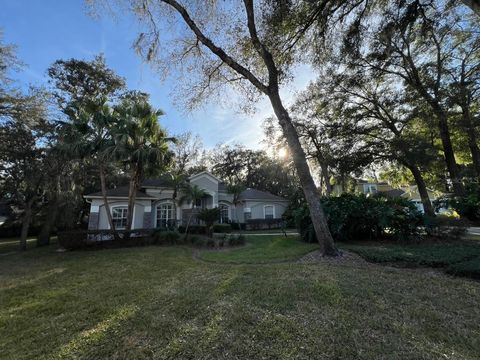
157, 203, 174, 228
112, 207, 128, 229
264, 205, 274, 219
244, 208, 251, 221
219, 204, 229, 224
364, 184, 377, 194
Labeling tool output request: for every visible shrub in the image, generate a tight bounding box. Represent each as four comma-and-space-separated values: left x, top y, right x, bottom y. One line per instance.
424, 215, 469, 239
246, 218, 284, 230
230, 222, 246, 230
58, 230, 88, 250
178, 225, 207, 235
213, 223, 232, 233
227, 234, 246, 246
447, 258, 480, 279
294, 193, 423, 242
152, 229, 182, 245
437, 182, 480, 221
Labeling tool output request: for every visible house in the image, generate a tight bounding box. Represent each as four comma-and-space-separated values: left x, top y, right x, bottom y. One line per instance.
333, 179, 445, 214
84, 171, 289, 230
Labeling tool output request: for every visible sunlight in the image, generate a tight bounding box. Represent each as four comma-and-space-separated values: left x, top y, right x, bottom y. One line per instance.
278, 147, 287, 159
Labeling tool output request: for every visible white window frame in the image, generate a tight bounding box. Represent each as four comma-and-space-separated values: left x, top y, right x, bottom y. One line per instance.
219, 203, 230, 224
156, 202, 175, 228
264, 205, 275, 219
244, 208, 252, 221
111, 206, 128, 230
363, 184, 378, 194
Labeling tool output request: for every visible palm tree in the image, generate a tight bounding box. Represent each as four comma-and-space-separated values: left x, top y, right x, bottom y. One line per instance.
109, 96, 174, 231
59, 98, 118, 234
169, 173, 187, 228
197, 207, 220, 237
178, 183, 206, 236
226, 183, 245, 225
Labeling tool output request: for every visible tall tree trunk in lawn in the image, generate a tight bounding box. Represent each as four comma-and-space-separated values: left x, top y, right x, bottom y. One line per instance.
461, 105, 480, 178
436, 111, 464, 196
405, 163, 435, 217
99, 164, 116, 233
269, 91, 338, 255
160, 0, 337, 255
20, 198, 34, 251
37, 194, 59, 246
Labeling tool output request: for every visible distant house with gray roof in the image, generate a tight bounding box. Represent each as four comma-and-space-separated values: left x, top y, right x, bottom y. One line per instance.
84, 171, 289, 230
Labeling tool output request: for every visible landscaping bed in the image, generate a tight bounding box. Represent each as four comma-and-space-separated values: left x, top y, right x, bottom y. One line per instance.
342, 240, 480, 279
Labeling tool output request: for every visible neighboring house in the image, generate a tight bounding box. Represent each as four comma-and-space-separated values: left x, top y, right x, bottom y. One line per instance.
334, 179, 445, 214
84, 171, 289, 230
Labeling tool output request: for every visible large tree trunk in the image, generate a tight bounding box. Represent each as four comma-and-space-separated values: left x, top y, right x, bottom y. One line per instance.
99, 164, 116, 233
461, 105, 480, 178
37, 195, 59, 246
406, 163, 435, 217
436, 111, 464, 196
320, 161, 332, 196
269, 91, 338, 256
19, 199, 34, 251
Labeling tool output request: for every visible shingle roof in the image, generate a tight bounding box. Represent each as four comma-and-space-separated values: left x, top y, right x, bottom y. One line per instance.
142, 175, 173, 187
84, 186, 156, 199
238, 188, 288, 202
381, 189, 406, 198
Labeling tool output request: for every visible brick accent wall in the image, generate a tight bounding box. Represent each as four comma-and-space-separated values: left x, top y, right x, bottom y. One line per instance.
88, 212, 99, 230
143, 211, 153, 229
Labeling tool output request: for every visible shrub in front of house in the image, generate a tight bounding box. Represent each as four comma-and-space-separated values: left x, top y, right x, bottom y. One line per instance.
213, 224, 232, 233
246, 218, 285, 230
152, 229, 182, 245
294, 193, 423, 242
178, 225, 207, 235
226, 233, 246, 246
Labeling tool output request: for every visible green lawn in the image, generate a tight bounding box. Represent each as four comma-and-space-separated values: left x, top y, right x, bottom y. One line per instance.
1, 236, 480, 359
0, 237, 37, 254
199, 235, 318, 263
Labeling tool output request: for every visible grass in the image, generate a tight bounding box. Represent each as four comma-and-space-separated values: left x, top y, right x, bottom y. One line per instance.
199, 235, 318, 263
1, 236, 480, 359
342, 240, 480, 278
0, 237, 37, 254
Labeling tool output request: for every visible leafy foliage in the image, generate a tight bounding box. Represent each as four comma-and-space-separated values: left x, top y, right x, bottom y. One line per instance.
294, 194, 423, 242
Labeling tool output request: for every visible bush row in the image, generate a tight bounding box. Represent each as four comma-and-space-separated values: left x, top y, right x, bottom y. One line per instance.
58, 229, 245, 250
294, 193, 425, 242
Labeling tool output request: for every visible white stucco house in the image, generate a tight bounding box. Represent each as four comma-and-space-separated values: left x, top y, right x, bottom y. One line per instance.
84, 171, 289, 230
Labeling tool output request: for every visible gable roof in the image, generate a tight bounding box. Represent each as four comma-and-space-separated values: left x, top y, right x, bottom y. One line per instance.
189, 171, 222, 183
84, 186, 156, 199
238, 188, 288, 202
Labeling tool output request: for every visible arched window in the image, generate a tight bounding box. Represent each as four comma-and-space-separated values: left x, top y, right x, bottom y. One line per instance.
112, 206, 128, 229
219, 204, 229, 224
156, 203, 174, 228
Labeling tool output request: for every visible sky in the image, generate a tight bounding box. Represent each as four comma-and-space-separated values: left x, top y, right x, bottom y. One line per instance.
1, 0, 312, 149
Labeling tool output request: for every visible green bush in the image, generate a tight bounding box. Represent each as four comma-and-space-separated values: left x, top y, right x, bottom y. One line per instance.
58, 230, 88, 250
152, 230, 182, 245
213, 224, 232, 233
178, 225, 207, 235
437, 182, 480, 221
447, 258, 480, 279
226, 234, 246, 246
424, 215, 469, 239
294, 193, 423, 242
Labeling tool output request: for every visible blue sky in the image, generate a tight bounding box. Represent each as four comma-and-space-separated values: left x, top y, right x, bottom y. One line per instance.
1, 0, 312, 149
